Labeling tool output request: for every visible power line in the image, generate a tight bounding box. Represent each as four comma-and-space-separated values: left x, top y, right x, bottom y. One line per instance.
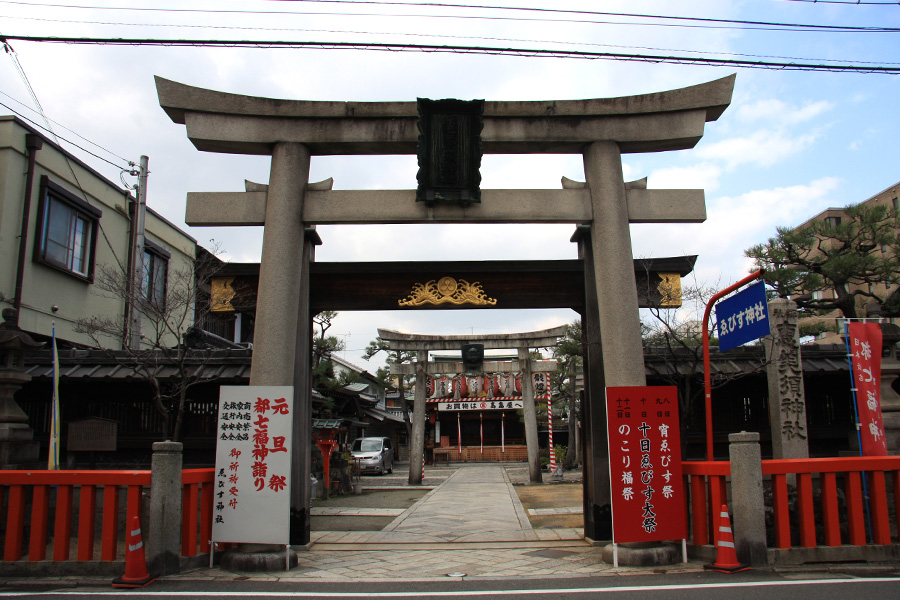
0, 88, 134, 165
2, 35, 898, 73
8, 14, 897, 66
261, 0, 900, 31
1, 0, 897, 33
0, 99, 131, 169
778, 0, 898, 5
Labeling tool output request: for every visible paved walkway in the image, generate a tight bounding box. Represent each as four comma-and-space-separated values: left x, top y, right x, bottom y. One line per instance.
161, 465, 666, 581
312, 465, 582, 546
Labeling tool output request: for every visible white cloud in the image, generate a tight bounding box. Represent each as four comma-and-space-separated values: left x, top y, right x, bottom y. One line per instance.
631, 177, 842, 288
648, 163, 722, 191
737, 99, 833, 126
695, 129, 821, 169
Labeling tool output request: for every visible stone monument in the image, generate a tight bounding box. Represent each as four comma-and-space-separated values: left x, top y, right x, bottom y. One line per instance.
0, 308, 44, 469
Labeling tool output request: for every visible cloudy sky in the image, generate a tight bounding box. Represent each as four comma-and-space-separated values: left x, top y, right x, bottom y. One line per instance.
1, 0, 898, 370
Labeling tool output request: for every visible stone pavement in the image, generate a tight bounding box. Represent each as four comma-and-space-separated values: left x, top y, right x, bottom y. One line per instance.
159, 464, 703, 581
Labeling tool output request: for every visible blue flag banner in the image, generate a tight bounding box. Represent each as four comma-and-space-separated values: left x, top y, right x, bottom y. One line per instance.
716, 281, 771, 352
48, 323, 61, 470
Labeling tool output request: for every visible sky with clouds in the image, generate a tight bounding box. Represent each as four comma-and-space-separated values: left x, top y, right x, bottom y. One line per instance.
1, 0, 898, 371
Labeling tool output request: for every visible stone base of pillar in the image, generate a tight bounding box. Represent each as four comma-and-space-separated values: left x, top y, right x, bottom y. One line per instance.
0, 423, 40, 468
220, 547, 299, 571
600, 542, 681, 566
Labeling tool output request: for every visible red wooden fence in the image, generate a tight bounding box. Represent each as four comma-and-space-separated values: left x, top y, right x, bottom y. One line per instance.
684, 456, 900, 549
4, 459, 898, 563
1, 470, 150, 562
1, 468, 217, 563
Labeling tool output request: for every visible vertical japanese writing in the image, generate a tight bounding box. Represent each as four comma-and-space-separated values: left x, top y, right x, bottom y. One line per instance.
214, 400, 252, 524
213, 386, 293, 545
847, 323, 887, 456
606, 386, 685, 543
770, 303, 807, 442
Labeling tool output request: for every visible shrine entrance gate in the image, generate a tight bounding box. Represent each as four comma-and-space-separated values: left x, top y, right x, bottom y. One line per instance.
156, 74, 734, 544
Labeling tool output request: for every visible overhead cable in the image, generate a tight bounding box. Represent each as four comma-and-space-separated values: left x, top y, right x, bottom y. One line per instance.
0, 0, 897, 33
1, 35, 897, 73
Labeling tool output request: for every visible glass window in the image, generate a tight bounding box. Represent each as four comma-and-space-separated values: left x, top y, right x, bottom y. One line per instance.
35, 176, 100, 280
142, 241, 169, 309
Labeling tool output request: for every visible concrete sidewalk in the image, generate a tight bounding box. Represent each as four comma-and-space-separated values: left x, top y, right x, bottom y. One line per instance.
165, 465, 670, 581
311, 464, 582, 546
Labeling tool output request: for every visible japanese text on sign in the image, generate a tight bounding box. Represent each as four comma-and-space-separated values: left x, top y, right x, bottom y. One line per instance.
716, 281, 770, 352
212, 386, 293, 545
437, 400, 524, 411
606, 386, 686, 543
847, 323, 887, 456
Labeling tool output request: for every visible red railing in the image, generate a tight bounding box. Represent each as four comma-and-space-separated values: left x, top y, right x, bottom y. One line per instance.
1, 468, 218, 563
181, 468, 215, 557
763, 456, 900, 548
1, 470, 150, 562
682, 461, 730, 546
684, 456, 900, 549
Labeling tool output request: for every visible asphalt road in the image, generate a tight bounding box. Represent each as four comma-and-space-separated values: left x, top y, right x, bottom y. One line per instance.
3, 571, 899, 599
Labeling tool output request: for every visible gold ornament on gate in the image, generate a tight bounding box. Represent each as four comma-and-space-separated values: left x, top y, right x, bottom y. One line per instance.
657, 273, 682, 308
211, 277, 236, 312
398, 276, 497, 306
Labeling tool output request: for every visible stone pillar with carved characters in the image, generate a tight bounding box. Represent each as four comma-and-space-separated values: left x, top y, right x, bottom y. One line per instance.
763, 299, 809, 460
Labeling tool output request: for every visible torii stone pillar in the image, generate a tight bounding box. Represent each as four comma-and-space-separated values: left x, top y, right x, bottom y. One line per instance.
250, 143, 310, 386
583, 142, 646, 387
518, 347, 542, 483
410, 350, 428, 485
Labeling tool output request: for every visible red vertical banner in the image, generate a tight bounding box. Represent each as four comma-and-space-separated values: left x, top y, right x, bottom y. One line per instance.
606, 386, 686, 543
847, 323, 887, 456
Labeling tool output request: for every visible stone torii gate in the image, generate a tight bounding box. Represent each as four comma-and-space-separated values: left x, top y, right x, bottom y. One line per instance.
156, 74, 734, 543
378, 327, 564, 485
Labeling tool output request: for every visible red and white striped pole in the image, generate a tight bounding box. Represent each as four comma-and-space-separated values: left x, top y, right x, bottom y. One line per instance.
501, 412, 505, 453
457, 412, 462, 455
548, 394, 556, 472
422, 455, 425, 480
480, 412, 483, 454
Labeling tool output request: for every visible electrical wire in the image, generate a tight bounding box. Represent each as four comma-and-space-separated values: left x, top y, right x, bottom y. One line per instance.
260, 0, 900, 31
0, 0, 897, 33
0, 88, 135, 165
2, 35, 897, 73
779, 0, 897, 5
0, 99, 132, 170
7, 14, 897, 66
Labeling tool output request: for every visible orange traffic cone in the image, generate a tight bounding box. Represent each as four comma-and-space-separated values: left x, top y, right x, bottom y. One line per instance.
112, 516, 158, 588
704, 504, 750, 574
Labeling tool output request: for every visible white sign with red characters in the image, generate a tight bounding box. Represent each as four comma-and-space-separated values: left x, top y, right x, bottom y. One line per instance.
606, 386, 686, 544
212, 386, 293, 545
847, 323, 887, 456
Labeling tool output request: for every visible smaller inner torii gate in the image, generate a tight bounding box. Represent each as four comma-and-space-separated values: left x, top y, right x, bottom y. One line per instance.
378, 327, 565, 485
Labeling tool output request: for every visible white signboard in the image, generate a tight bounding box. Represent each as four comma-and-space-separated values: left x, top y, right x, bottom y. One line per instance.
437, 400, 524, 411
212, 386, 293, 545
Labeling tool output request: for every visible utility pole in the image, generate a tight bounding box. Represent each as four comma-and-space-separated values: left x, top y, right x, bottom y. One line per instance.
126, 155, 149, 350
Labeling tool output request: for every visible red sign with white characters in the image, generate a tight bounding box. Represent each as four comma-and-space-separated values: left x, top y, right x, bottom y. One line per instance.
606, 386, 686, 543
847, 323, 887, 456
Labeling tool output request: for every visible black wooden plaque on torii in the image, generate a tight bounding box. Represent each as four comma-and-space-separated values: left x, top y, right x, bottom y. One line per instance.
416, 98, 484, 207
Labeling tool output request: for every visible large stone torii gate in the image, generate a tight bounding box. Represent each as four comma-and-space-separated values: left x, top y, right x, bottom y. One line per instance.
157, 74, 734, 544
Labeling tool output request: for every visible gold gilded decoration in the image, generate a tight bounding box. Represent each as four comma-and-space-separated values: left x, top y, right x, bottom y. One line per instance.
399, 277, 497, 307
211, 277, 236, 312
657, 273, 682, 307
